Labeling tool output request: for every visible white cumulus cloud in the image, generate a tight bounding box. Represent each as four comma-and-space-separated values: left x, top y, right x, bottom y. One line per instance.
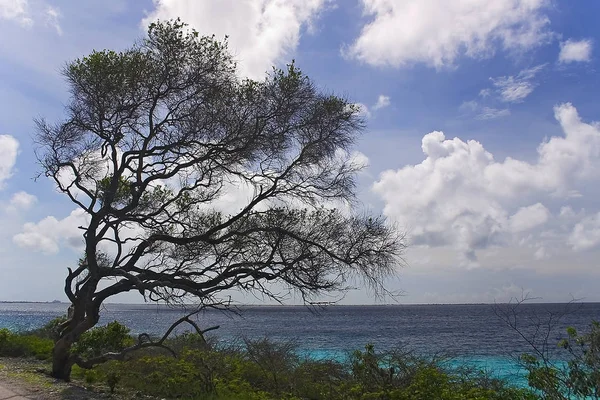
13, 209, 89, 254
0, 0, 33, 27
347, 0, 552, 68
9, 191, 37, 210
352, 96, 391, 118
508, 203, 549, 233
559, 39, 593, 64
568, 213, 600, 251
351, 103, 372, 119
0, 135, 19, 189
0, 0, 62, 34
142, 0, 329, 79
373, 95, 391, 110
373, 103, 600, 265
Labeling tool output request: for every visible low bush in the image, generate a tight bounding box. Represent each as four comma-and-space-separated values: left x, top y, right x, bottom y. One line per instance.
0, 328, 53, 359
292, 359, 348, 399
163, 330, 216, 353
72, 321, 134, 359
66, 341, 537, 400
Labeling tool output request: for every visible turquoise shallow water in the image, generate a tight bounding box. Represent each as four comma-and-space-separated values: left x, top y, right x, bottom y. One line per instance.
446, 356, 529, 386
298, 351, 568, 391
298, 350, 530, 386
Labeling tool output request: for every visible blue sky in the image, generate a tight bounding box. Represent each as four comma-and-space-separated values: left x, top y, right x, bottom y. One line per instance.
1, 0, 599, 304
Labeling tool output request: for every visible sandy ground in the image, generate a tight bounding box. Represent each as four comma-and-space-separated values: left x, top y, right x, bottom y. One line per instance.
0, 358, 116, 399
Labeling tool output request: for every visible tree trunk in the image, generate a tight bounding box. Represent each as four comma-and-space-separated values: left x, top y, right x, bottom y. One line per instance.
52, 336, 74, 381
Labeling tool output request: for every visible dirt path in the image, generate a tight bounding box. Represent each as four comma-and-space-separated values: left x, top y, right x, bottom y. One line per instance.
0, 379, 33, 399
0, 358, 110, 400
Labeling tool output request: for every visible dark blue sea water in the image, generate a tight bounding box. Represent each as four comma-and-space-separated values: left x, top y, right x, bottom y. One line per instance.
1, 302, 599, 385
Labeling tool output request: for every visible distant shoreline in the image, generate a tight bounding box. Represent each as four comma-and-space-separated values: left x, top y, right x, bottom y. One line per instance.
0, 300, 64, 304
1, 300, 599, 306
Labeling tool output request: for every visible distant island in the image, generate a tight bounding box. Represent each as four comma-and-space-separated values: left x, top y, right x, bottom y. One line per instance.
0, 300, 64, 304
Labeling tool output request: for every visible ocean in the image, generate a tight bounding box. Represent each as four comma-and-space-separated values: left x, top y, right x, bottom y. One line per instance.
1, 302, 599, 385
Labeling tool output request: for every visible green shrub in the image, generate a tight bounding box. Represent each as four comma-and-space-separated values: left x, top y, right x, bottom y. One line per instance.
241, 337, 299, 394
63, 340, 542, 400
350, 343, 393, 391
106, 370, 120, 394
0, 328, 53, 359
164, 331, 214, 354
344, 344, 536, 400
214, 377, 272, 400
396, 366, 536, 400
72, 321, 134, 359
110, 355, 209, 398
84, 368, 102, 384
292, 359, 348, 399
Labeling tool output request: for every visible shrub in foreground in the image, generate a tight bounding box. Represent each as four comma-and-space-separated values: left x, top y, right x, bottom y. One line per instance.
69, 339, 537, 400
0, 320, 133, 362
0, 328, 53, 359
72, 321, 134, 359
345, 344, 536, 400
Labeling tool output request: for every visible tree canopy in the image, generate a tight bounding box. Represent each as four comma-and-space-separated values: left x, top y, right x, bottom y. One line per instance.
36, 19, 404, 380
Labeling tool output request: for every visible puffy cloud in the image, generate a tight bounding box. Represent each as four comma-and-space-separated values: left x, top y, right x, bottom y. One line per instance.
353, 103, 372, 119
559, 39, 593, 64
490, 64, 545, 103
142, 0, 329, 79
13, 209, 88, 254
0, 0, 33, 27
533, 246, 546, 260
568, 213, 600, 251
0, 0, 62, 33
508, 203, 549, 233
351, 96, 391, 118
210, 148, 368, 214
373, 103, 600, 264
347, 0, 552, 68
373, 95, 391, 110
347, 150, 370, 171
0, 135, 19, 189
9, 191, 37, 210
13, 151, 367, 256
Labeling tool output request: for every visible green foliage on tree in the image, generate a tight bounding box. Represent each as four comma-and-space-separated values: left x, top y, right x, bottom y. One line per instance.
521, 321, 600, 399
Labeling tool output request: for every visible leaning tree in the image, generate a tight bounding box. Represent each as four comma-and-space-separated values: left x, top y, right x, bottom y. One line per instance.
36, 20, 404, 380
